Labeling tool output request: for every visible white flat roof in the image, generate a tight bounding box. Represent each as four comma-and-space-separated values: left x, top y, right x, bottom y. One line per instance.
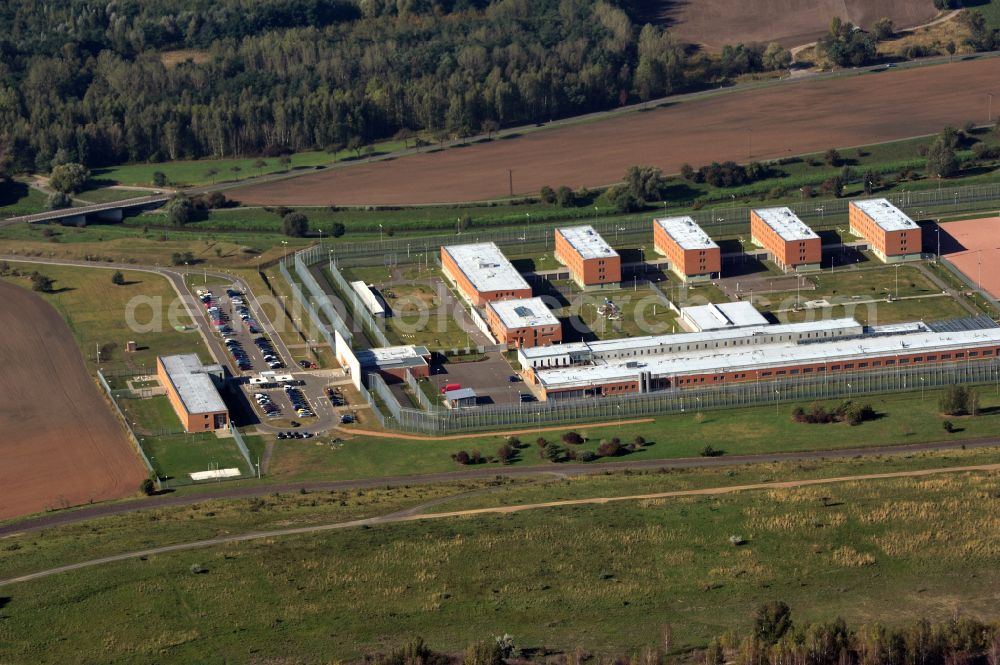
350, 280, 386, 316
443, 242, 529, 293
558, 225, 618, 260
357, 345, 430, 368
681, 302, 769, 331
159, 354, 227, 415
851, 198, 918, 232
537, 326, 1000, 390
520, 317, 863, 360
753, 207, 819, 242
655, 217, 719, 251
489, 297, 559, 329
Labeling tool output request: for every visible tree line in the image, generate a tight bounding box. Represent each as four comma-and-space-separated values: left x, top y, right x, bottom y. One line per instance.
363, 606, 1000, 665
0, 0, 794, 174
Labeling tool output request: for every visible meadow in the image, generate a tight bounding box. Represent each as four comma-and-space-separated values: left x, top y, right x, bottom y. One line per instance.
3, 464, 1000, 662
0, 263, 207, 373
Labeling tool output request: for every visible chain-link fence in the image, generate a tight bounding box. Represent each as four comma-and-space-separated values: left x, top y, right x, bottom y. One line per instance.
97, 369, 158, 487
327, 258, 391, 347
318, 182, 1000, 265
358, 359, 1000, 434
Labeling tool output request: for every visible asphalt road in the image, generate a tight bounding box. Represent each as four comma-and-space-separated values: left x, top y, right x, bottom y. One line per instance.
2, 437, 999, 538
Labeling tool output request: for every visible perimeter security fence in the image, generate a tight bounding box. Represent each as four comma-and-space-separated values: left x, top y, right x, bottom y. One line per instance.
322, 182, 1000, 265
280, 182, 1000, 434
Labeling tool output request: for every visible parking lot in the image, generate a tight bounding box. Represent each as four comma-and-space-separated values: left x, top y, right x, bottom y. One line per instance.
195, 286, 291, 376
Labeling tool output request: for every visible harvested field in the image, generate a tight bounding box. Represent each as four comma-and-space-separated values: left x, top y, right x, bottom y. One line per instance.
234, 58, 1000, 207
0, 283, 145, 520
941, 217, 1000, 299
647, 0, 939, 51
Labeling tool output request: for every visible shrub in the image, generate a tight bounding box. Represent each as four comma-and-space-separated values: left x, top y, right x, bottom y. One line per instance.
30, 271, 53, 293
496, 444, 515, 465
633, 435, 646, 447
577, 450, 598, 462
46, 192, 71, 209
140, 477, 156, 496
729, 535, 746, 546
940, 385, 978, 416
539, 185, 555, 204
452, 450, 471, 465
282, 211, 309, 237
700, 445, 723, 457
597, 438, 624, 457
543, 443, 564, 462
561, 431, 584, 445
111, 270, 125, 286
506, 436, 522, 448
943, 420, 955, 433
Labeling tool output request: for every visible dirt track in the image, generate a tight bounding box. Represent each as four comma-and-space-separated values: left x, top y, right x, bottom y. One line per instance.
655, 0, 939, 51
0, 283, 146, 519
4, 462, 997, 587
234, 57, 1000, 206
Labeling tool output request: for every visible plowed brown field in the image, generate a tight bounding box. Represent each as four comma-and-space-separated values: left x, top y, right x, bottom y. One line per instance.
0, 283, 145, 520
233, 57, 999, 207
653, 0, 939, 51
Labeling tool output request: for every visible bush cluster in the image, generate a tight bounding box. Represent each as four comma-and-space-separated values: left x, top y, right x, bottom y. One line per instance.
791, 401, 875, 426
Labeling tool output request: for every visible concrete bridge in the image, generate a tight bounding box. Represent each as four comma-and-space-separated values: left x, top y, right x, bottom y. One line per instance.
0, 194, 170, 228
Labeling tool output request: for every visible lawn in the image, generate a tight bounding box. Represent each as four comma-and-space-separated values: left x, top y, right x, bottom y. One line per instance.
772, 296, 971, 325
0, 179, 47, 216
119, 395, 185, 435
566, 286, 679, 340
0, 263, 209, 373
141, 431, 252, 485
266, 386, 1000, 482
5, 464, 1000, 662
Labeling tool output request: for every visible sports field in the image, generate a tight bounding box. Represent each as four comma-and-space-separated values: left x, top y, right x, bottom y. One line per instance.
940, 217, 1000, 299
233, 58, 1000, 206
652, 0, 938, 51
0, 283, 146, 519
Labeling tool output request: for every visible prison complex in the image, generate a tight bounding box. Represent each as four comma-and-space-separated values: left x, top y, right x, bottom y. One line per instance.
441, 242, 532, 306
751, 207, 822, 271
486, 297, 562, 348
849, 198, 922, 263
554, 225, 621, 288
157, 354, 230, 432
519, 317, 1000, 400
653, 216, 721, 282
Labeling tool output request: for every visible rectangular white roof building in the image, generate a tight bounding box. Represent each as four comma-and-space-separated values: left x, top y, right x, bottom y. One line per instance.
680, 302, 769, 332
556, 225, 619, 259
350, 280, 386, 317
534, 324, 1000, 393
518, 318, 865, 369
441, 242, 530, 295
753, 207, 819, 241
655, 217, 719, 250
488, 297, 559, 329
851, 198, 918, 231
159, 354, 227, 414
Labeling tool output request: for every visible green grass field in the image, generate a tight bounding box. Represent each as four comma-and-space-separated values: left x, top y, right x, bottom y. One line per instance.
0, 263, 209, 373
4, 462, 1000, 662
267, 386, 1000, 482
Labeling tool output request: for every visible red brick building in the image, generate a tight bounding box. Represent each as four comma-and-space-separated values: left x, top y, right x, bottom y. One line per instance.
441, 242, 531, 306
849, 199, 922, 263
653, 216, 721, 282
554, 226, 621, 288
485, 297, 562, 348
751, 207, 822, 271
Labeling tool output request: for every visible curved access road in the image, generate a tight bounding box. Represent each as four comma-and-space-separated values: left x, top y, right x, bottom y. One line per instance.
3, 461, 998, 588
3, 436, 1000, 539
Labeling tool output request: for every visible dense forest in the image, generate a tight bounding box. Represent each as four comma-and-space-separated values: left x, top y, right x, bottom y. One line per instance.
0, 0, 790, 173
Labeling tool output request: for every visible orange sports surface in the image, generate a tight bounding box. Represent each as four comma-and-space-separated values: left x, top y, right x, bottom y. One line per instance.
0, 282, 146, 520
233, 57, 1000, 207
941, 217, 1000, 300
